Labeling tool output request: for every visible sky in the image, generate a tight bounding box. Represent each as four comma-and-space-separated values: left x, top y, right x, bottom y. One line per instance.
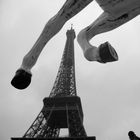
0, 0, 140, 140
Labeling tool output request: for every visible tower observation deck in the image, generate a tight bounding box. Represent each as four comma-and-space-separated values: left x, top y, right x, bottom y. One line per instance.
11, 28, 96, 140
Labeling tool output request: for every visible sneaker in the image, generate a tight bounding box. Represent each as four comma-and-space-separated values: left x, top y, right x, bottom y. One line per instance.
11, 69, 32, 90
97, 42, 118, 63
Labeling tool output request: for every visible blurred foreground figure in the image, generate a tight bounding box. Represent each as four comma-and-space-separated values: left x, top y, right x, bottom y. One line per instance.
11, 0, 140, 89
128, 131, 140, 140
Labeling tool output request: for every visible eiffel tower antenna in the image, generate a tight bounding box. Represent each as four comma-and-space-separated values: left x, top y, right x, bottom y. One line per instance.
11, 28, 96, 140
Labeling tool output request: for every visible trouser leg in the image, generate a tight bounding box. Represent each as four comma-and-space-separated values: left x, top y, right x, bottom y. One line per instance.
77, 10, 139, 62
11, 0, 93, 89
21, 0, 93, 71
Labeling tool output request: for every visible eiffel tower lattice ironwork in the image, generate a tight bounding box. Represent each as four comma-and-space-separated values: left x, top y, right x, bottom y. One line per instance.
11, 28, 96, 140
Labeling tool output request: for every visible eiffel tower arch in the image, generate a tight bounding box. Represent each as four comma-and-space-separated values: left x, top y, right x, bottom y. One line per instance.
11, 28, 96, 140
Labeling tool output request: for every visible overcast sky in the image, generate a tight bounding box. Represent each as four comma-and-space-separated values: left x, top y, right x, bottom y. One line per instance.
1, 1, 140, 140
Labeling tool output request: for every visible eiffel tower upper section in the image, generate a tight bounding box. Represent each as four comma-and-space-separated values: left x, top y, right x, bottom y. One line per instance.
50, 27, 77, 97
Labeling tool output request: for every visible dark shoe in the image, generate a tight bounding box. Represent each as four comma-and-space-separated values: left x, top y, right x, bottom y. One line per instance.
97, 42, 119, 63
11, 69, 32, 90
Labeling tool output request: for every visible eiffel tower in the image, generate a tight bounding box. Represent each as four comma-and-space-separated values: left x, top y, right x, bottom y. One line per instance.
11, 28, 96, 140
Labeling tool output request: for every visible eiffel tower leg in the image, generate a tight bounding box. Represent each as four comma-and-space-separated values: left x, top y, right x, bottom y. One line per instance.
37, 105, 61, 138
23, 110, 45, 138
66, 104, 87, 137
23, 105, 57, 138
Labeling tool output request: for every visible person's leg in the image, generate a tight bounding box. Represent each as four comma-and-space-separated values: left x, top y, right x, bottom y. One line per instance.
21, 0, 93, 72
11, 0, 93, 89
77, 8, 140, 63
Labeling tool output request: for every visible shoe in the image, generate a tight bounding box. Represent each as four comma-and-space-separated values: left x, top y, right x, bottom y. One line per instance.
97, 42, 118, 63
11, 69, 32, 90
